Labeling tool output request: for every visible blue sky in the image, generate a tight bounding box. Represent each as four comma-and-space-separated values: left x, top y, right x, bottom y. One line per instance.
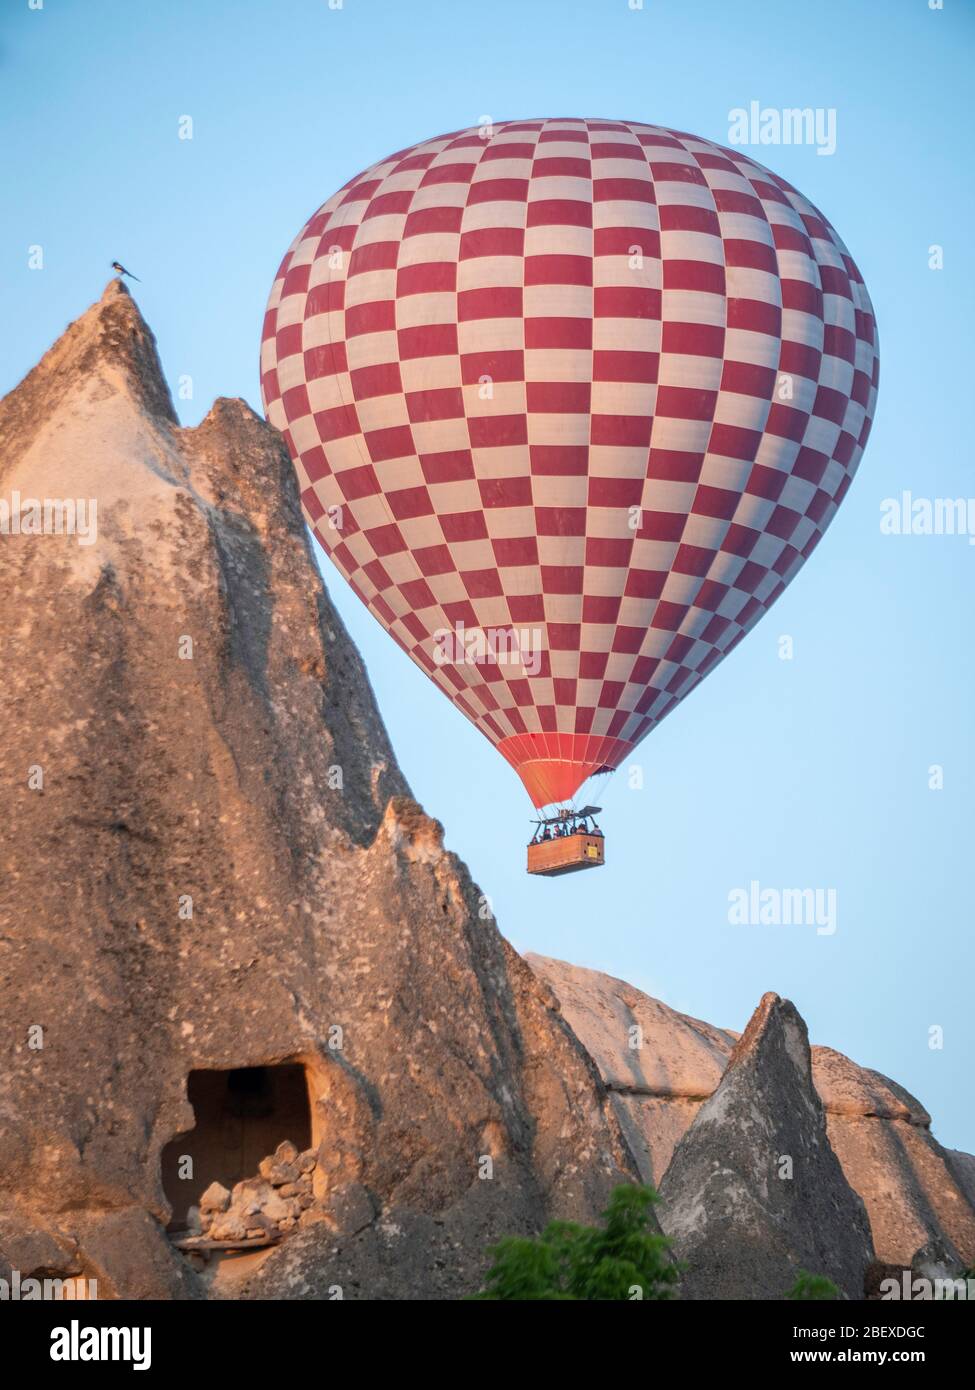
2, 0, 973, 1150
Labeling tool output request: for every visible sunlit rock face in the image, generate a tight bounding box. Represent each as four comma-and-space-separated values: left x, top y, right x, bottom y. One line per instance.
0, 284, 635, 1300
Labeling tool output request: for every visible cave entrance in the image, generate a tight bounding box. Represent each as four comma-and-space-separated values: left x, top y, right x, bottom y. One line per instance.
162, 1064, 312, 1232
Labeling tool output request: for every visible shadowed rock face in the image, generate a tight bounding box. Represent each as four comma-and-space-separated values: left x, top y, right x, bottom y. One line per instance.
0, 284, 635, 1299
526, 954, 975, 1272
948, 1150, 975, 1212
657, 993, 874, 1300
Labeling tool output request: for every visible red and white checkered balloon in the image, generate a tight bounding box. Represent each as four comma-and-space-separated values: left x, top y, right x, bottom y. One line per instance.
261, 119, 878, 808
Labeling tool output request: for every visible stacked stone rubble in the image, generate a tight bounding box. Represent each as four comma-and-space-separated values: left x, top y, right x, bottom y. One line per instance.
193, 1142, 318, 1244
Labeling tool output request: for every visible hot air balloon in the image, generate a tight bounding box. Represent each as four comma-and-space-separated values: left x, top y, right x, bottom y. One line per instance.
261, 119, 878, 874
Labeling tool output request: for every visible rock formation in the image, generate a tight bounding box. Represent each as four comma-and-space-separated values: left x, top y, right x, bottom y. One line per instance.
527, 954, 975, 1278
657, 992, 874, 1300
0, 283, 635, 1300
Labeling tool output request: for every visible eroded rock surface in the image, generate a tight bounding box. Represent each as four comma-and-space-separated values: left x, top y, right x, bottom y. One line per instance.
657, 993, 873, 1300
0, 284, 634, 1299
527, 954, 975, 1273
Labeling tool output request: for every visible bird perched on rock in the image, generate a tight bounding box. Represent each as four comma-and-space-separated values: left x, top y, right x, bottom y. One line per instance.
111, 261, 140, 281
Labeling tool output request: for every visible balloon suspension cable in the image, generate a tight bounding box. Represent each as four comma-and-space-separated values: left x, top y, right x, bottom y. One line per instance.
531, 762, 621, 820
573, 762, 622, 814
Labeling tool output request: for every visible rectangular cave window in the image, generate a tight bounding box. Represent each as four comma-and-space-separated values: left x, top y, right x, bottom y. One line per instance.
162, 1063, 312, 1231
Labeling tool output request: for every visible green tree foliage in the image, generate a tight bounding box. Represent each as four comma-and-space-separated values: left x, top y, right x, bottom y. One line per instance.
473, 1184, 680, 1301
786, 1269, 839, 1300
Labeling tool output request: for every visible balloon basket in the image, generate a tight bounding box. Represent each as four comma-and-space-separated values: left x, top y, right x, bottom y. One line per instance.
526, 832, 605, 878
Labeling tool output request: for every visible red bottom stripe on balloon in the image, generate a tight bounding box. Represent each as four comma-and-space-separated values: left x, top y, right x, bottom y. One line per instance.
496, 733, 635, 807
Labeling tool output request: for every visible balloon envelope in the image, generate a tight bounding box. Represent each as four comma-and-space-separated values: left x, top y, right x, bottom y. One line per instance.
261, 119, 878, 807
